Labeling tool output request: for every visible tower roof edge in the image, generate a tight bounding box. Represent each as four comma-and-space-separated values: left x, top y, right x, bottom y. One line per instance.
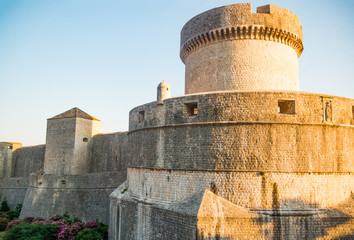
48, 107, 100, 121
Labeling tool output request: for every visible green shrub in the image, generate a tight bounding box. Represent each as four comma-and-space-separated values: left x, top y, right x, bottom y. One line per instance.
15, 204, 22, 214
3, 223, 59, 240
0, 212, 8, 218
0, 198, 10, 212
96, 221, 108, 240
0, 217, 8, 231
6, 210, 20, 221
23, 216, 35, 223
6, 219, 23, 230
62, 212, 72, 224
74, 228, 103, 240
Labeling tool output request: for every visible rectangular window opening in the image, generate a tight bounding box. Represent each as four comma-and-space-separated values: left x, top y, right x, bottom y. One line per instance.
138, 110, 145, 123
278, 100, 295, 115
117, 205, 121, 240
352, 106, 354, 120
185, 102, 198, 116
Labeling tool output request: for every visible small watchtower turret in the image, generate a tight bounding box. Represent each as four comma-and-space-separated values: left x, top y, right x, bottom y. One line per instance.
181, 3, 304, 94
43, 107, 103, 175
0, 142, 22, 180
157, 80, 171, 104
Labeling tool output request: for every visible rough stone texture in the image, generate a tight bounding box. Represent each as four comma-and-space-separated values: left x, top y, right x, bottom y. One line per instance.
129, 92, 354, 131
156, 80, 171, 104
128, 168, 353, 209
110, 3, 354, 239
128, 92, 354, 172
111, 189, 354, 240
0, 177, 29, 209
89, 132, 128, 173
114, 89, 354, 239
18, 129, 128, 223
20, 172, 126, 224
1, 108, 128, 224
44, 116, 103, 175
181, 3, 303, 94
0, 144, 44, 209
0, 2, 352, 239
181, 4, 302, 47
12, 145, 45, 177
0, 142, 22, 180
185, 41, 299, 93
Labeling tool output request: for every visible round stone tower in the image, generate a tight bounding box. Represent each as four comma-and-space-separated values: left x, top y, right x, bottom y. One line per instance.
110, 3, 354, 240
181, 3, 303, 94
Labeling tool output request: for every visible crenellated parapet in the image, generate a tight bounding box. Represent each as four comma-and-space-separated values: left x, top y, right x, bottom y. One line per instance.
180, 25, 303, 62
180, 3, 303, 61
181, 3, 304, 94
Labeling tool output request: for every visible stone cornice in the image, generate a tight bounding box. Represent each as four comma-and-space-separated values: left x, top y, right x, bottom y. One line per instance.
128, 121, 353, 135
180, 25, 304, 63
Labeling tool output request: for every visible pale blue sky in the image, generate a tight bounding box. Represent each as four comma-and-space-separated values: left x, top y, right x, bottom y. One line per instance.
0, 0, 353, 146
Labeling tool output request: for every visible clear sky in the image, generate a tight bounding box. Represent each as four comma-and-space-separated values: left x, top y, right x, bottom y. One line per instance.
0, 0, 353, 146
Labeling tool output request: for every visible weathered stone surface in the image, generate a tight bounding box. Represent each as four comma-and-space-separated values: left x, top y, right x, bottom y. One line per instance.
20, 172, 126, 224
0, 2, 353, 239
128, 92, 354, 172
44, 112, 103, 175
127, 168, 353, 209
0, 144, 44, 209
0, 177, 29, 209
0, 142, 23, 180
89, 132, 128, 173
113, 188, 354, 239
12, 145, 45, 177
0, 110, 128, 224
110, 3, 354, 240
181, 3, 303, 94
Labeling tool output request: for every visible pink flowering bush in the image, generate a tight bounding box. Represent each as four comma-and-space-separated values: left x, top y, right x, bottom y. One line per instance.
57, 221, 84, 240
23, 216, 34, 223
50, 218, 68, 226
6, 219, 22, 230
49, 214, 63, 221
4, 213, 108, 240
84, 220, 98, 229
30, 217, 46, 225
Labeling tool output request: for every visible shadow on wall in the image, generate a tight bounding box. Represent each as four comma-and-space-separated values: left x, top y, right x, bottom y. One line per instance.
11, 145, 45, 178
195, 191, 354, 240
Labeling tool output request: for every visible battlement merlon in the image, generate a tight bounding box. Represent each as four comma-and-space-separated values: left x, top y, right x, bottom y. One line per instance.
180, 3, 303, 62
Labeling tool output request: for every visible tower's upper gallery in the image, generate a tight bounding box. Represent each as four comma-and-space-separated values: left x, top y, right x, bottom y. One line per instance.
181, 3, 304, 94
180, 3, 303, 62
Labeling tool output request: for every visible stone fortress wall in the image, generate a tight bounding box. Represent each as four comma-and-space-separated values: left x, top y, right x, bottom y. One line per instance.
0, 142, 23, 180
0, 2, 353, 239
0, 143, 45, 209
119, 91, 354, 239
110, 3, 354, 240
12, 145, 45, 178
0, 119, 128, 224
129, 92, 353, 172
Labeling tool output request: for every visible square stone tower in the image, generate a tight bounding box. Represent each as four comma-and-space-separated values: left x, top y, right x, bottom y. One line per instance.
43, 107, 103, 175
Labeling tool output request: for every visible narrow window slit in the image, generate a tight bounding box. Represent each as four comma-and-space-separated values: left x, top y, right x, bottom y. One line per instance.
139, 110, 145, 123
